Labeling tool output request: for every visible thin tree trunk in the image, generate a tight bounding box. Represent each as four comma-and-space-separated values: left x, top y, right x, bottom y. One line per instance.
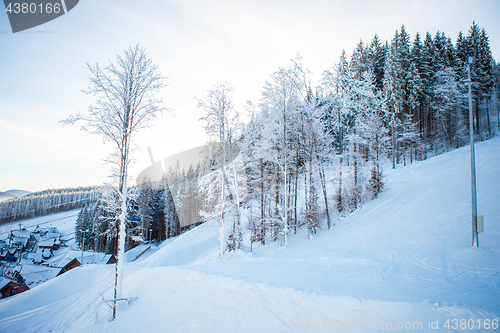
231, 161, 242, 248
219, 143, 226, 256
424, 104, 428, 159
308, 150, 313, 239
497, 88, 500, 132
294, 150, 299, 234
113, 147, 129, 320
275, 164, 279, 218
486, 97, 491, 137
304, 173, 308, 214
475, 95, 480, 138
318, 161, 331, 229
391, 114, 396, 169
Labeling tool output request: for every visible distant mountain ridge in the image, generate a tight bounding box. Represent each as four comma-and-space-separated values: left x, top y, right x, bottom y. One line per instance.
6, 189, 32, 197
0, 189, 32, 202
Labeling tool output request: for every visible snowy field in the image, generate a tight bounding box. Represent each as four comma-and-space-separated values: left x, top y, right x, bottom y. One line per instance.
0, 137, 499, 332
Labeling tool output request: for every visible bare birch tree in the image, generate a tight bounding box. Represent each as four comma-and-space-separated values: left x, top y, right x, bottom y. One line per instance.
61, 44, 167, 319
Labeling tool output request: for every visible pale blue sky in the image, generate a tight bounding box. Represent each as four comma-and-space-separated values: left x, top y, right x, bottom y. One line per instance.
1, 0, 499, 192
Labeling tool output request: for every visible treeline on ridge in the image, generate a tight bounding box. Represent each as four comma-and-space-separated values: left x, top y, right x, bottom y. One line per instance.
0, 186, 100, 225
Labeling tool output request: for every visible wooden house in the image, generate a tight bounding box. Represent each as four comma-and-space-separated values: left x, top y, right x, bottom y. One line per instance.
0, 277, 29, 299
56, 258, 81, 277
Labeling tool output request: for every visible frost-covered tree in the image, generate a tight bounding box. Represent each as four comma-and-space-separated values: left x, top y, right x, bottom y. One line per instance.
431, 67, 464, 150
321, 50, 353, 214
76, 187, 121, 254
62, 45, 167, 319
240, 103, 269, 239
260, 63, 303, 245
351, 40, 370, 80
383, 41, 405, 168
197, 83, 240, 255
368, 34, 386, 91
138, 178, 154, 240
163, 174, 180, 238
397, 114, 421, 165
75, 205, 94, 251
351, 72, 389, 175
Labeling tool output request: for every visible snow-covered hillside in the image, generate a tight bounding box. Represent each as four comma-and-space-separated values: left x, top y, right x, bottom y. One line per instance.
0, 137, 499, 332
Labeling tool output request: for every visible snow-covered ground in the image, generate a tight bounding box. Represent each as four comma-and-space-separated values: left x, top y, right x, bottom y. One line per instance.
0, 137, 499, 332
0, 210, 78, 244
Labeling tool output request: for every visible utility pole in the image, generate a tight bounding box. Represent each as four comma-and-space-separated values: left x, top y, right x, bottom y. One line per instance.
467, 57, 479, 247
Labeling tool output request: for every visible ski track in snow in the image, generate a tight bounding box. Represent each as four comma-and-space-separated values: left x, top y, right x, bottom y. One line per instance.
0, 137, 499, 332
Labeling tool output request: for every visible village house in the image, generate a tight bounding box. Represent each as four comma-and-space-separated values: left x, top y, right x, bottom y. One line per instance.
55, 258, 81, 277
0, 277, 29, 299
9, 229, 31, 251
55, 252, 117, 277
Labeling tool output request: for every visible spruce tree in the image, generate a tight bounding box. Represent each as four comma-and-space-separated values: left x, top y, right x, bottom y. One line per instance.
351, 40, 370, 80
368, 34, 385, 91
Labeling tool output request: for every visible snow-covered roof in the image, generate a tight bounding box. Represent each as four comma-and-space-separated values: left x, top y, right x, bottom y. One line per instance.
102, 254, 113, 263
11, 230, 30, 238
47, 250, 114, 268
28, 252, 43, 263
37, 239, 55, 248
15, 264, 60, 288
11, 236, 29, 247
39, 232, 59, 241
0, 277, 12, 290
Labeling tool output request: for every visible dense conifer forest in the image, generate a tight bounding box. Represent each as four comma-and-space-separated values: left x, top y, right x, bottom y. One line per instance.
0, 186, 100, 225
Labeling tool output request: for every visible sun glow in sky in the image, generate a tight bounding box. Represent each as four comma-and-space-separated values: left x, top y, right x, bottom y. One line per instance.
1, 0, 499, 192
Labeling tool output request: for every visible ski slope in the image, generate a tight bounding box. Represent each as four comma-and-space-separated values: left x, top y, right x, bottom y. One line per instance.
0, 137, 499, 332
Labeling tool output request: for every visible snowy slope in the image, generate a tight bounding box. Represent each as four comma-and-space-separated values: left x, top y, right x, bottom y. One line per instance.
0, 137, 499, 332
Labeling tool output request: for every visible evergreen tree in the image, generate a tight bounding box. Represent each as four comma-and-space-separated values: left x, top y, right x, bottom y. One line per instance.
351, 40, 370, 80
406, 62, 423, 114
138, 178, 154, 241
163, 177, 180, 238
368, 34, 386, 91
383, 42, 405, 168
397, 25, 411, 79
75, 205, 94, 251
